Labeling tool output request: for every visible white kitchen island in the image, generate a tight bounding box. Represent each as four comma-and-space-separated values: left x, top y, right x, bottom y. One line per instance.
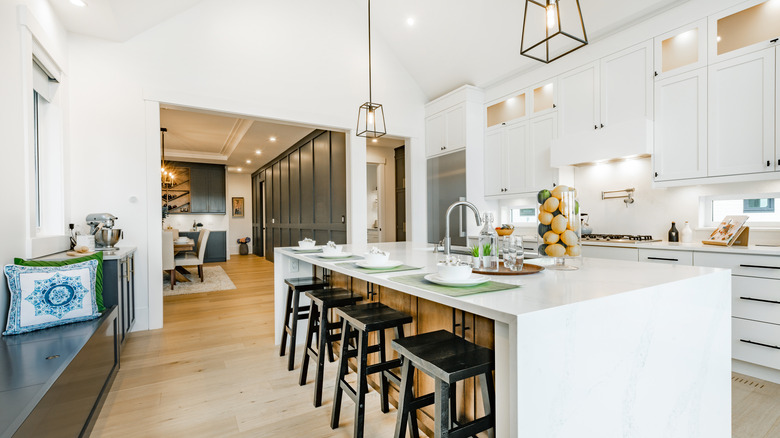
274, 242, 731, 437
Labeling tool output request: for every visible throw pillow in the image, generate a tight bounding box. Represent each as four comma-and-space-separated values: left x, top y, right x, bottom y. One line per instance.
3, 260, 100, 335
14, 251, 105, 312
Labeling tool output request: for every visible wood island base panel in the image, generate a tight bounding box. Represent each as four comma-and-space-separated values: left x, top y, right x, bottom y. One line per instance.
275, 242, 731, 438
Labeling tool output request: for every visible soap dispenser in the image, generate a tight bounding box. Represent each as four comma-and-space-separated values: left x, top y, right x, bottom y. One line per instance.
668, 222, 679, 242
681, 221, 693, 243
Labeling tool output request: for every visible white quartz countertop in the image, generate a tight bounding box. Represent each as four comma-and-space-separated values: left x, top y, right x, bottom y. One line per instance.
276, 242, 724, 323
36, 246, 136, 261
582, 240, 780, 256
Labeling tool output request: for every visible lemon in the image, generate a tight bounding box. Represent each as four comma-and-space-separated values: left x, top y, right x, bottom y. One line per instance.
551, 214, 568, 234
545, 244, 566, 257
551, 185, 569, 200
566, 244, 582, 257
543, 197, 559, 213
538, 211, 553, 225
561, 229, 578, 246
543, 231, 560, 245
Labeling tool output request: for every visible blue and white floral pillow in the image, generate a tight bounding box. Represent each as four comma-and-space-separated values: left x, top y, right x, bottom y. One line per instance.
4, 260, 100, 335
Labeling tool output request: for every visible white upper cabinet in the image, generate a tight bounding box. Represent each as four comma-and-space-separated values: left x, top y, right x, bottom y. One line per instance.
505, 121, 529, 194
600, 41, 653, 127
708, 48, 775, 177
558, 62, 600, 137
654, 19, 708, 81
654, 68, 708, 181
709, 0, 780, 64
484, 129, 504, 196
425, 103, 467, 158
530, 79, 557, 117
777, 46, 780, 169
486, 91, 529, 128
526, 114, 558, 192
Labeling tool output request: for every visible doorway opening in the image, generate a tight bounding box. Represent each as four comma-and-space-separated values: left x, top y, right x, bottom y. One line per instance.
366, 136, 405, 243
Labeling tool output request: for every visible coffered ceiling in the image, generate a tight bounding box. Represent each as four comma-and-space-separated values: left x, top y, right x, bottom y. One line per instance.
160, 106, 314, 174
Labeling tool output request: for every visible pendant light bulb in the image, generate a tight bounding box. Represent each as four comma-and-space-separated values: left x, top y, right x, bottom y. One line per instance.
546, 1, 557, 29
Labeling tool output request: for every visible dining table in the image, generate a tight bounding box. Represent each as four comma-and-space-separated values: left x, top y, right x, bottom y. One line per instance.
173, 237, 196, 282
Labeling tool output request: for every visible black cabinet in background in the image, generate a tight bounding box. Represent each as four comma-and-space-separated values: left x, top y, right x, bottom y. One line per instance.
179, 230, 227, 263
170, 162, 226, 214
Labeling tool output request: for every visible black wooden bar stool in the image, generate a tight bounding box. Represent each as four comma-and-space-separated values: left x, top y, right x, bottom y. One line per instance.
392, 330, 495, 438
279, 277, 329, 371
331, 302, 413, 438
299, 288, 363, 407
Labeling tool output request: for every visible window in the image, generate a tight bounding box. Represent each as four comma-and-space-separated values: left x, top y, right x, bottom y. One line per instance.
702, 193, 780, 227
33, 90, 41, 227
508, 207, 537, 224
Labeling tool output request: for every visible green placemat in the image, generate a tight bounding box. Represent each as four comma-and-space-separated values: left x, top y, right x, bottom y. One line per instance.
312, 254, 363, 261
292, 248, 322, 253
335, 262, 422, 274
390, 273, 519, 297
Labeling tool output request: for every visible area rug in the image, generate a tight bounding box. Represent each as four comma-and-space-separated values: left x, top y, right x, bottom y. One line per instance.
163, 266, 236, 296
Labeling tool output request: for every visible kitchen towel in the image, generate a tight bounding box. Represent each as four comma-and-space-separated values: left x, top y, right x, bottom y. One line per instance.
390, 273, 519, 297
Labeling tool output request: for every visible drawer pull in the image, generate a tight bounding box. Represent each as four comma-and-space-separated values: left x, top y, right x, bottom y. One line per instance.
647, 257, 678, 262
739, 296, 780, 305
739, 264, 780, 270
740, 339, 780, 350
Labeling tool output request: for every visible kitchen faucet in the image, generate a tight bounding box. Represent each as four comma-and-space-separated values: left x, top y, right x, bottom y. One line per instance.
442, 201, 482, 256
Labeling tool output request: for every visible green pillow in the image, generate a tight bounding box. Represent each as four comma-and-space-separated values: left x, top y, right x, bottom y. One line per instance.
14, 252, 106, 312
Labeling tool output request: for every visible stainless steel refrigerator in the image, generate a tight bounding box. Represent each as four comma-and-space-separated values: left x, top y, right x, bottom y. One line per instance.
427, 150, 467, 246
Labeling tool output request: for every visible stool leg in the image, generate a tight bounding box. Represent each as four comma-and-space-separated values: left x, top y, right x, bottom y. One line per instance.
279, 286, 293, 357
299, 302, 318, 386
449, 384, 457, 429
394, 359, 417, 438
287, 289, 302, 371
353, 329, 370, 438
480, 372, 496, 438
331, 319, 351, 430
379, 329, 390, 413
313, 303, 329, 407
326, 308, 336, 362
434, 379, 450, 438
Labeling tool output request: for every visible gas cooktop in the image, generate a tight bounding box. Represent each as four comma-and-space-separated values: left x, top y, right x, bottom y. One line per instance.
581, 234, 661, 244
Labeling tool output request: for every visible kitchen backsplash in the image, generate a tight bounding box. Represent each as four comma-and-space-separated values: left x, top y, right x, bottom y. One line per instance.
163, 214, 228, 232
500, 158, 780, 244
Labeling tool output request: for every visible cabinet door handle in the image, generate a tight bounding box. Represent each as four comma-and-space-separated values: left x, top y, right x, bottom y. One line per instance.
654, 172, 658, 178
552, 104, 556, 108
594, 125, 598, 130
647, 256, 679, 262
739, 296, 780, 305
740, 339, 780, 350
767, 160, 771, 167
654, 71, 658, 77
771, 38, 779, 44
739, 264, 780, 270
600, 123, 604, 128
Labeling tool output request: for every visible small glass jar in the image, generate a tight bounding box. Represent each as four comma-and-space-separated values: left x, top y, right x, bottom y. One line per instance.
502, 235, 524, 271
537, 186, 582, 270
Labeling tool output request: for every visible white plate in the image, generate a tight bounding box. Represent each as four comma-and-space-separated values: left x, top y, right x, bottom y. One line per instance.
319, 252, 353, 259
355, 260, 403, 270
424, 273, 490, 287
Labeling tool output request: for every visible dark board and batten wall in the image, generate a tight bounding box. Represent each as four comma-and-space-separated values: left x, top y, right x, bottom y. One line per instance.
252, 130, 347, 262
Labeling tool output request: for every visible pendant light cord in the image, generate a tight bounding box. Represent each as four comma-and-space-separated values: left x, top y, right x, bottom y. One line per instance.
367, 0, 372, 105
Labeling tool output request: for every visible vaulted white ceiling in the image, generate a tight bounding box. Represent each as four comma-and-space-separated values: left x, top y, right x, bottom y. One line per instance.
51, 0, 686, 99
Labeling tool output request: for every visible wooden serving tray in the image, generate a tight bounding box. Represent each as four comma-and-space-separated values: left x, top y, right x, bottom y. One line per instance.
473, 263, 544, 275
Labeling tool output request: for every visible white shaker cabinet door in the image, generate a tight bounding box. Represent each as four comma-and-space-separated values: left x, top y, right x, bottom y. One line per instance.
708, 48, 775, 177
526, 114, 557, 193
425, 112, 446, 158
653, 68, 708, 181
600, 41, 653, 128
505, 121, 528, 194
484, 129, 505, 197
558, 62, 600, 137
445, 103, 466, 152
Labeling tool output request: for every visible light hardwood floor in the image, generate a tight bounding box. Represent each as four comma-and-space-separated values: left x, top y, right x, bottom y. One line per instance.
92, 255, 780, 437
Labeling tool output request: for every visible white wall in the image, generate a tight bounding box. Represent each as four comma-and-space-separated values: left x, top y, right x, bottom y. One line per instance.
227, 172, 252, 255
0, 0, 69, 331
67, 0, 427, 330
367, 145, 396, 241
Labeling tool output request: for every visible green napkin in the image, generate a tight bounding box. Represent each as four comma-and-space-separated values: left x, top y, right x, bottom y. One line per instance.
292, 248, 322, 253
314, 254, 363, 261
389, 273, 519, 297
335, 262, 422, 274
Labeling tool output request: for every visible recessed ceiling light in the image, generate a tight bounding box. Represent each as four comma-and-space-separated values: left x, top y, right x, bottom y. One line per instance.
406, 17, 415, 26
269, 136, 277, 142
372, 139, 378, 143
246, 160, 251, 164
255, 149, 262, 155
70, 0, 87, 7
237, 167, 242, 172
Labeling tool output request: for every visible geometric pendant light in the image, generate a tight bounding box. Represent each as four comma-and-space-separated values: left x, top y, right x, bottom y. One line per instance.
521, 0, 588, 64
356, 0, 386, 138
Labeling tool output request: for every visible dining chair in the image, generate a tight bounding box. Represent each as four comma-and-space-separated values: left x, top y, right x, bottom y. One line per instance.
175, 229, 211, 282
162, 231, 176, 289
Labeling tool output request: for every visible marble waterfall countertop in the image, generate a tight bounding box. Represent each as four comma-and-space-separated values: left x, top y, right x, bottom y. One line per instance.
275, 242, 731, 437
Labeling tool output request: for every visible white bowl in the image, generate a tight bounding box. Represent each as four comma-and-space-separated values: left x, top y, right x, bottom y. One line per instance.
322, 245, 342, 256
298, 240, 316, 249
363, 252, 390, 265
437, 263, 472, 281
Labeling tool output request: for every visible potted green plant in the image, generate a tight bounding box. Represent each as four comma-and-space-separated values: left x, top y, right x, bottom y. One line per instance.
470, 245, 480, 268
